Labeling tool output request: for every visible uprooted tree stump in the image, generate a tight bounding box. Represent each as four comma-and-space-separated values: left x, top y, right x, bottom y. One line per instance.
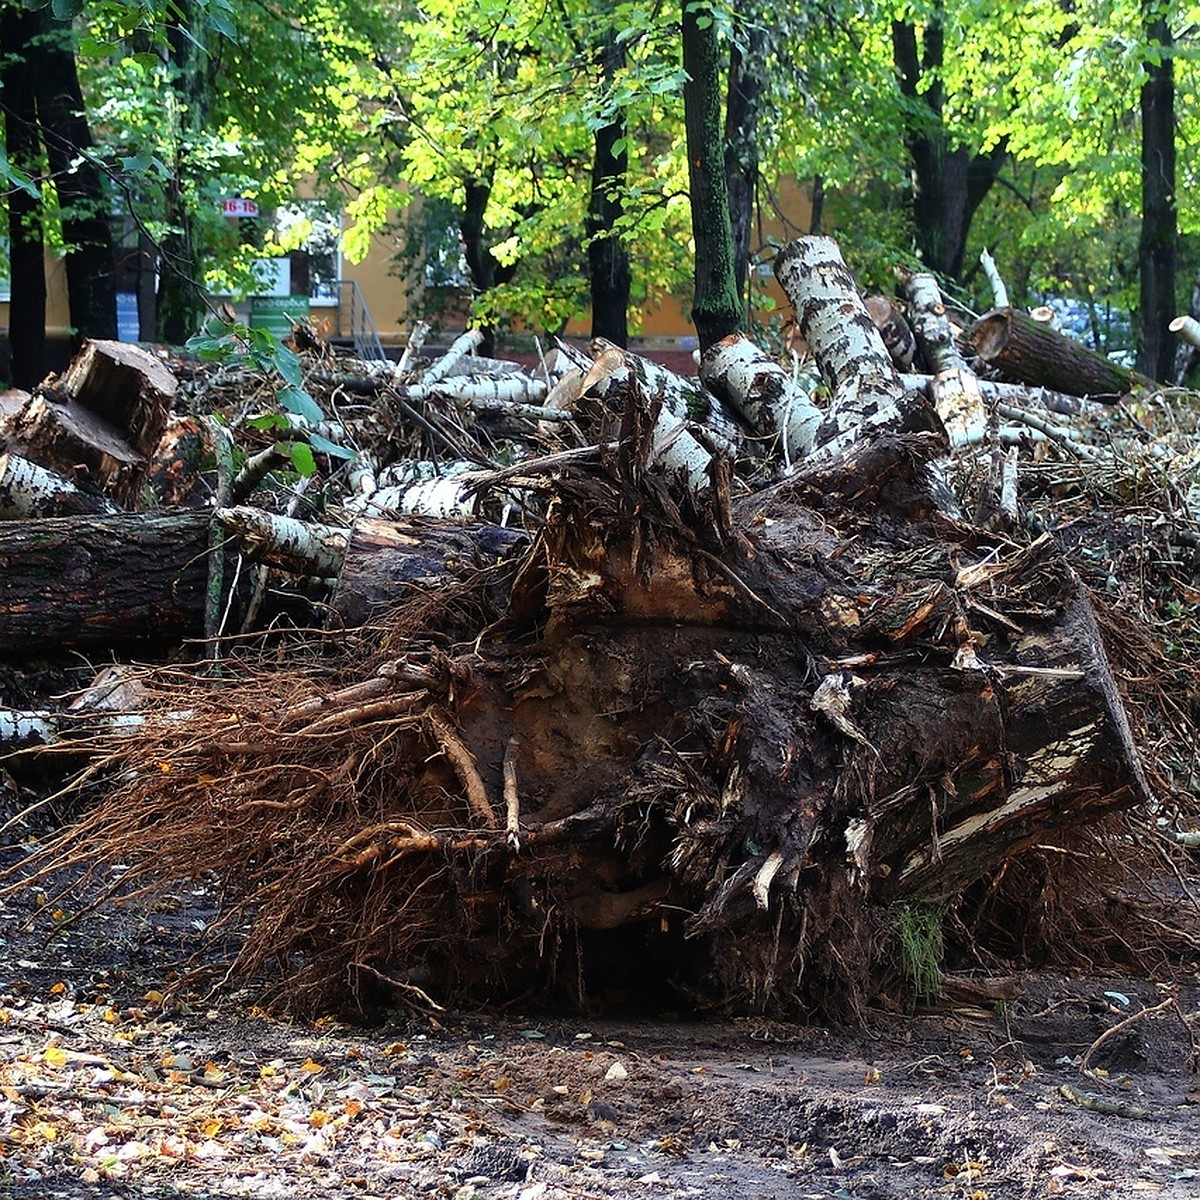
0, 236, 1156, 1019
5, 396, 1148, 1019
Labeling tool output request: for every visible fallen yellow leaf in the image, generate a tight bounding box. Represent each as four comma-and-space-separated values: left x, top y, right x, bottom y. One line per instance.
143, 990, 164, 1005
201, 1118, 222, 1137
49, 982, 65, 995
43, 1045, 68, 1068
300, 1057, 324, 1074
30, 1121, 58, 1142
343, 1099, 363, 1119
103, 1008, 118, 1024
309, 1110, 331, 1128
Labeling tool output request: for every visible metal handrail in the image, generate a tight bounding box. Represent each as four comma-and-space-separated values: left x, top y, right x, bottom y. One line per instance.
335, 278, 388, 362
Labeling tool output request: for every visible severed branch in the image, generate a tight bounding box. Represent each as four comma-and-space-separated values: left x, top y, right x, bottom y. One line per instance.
979, 248, 1010, 309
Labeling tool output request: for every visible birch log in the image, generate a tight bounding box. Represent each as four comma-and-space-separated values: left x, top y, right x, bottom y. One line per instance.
590, 339, 742, 455
420, 329, 486, 386
0, 453, 123, 518
773, 236, 910, 457
900, 271, 969, 374
698, 333, 822, 465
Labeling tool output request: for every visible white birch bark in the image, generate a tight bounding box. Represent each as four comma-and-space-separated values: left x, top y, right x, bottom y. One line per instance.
0, 453, 121, 518
582, 360, 716, 497
403, 375, 550, 406
420, 329, 486, 385
900, 373, 1093, 418
698, 333, 822, 465
979, 248, 1010, 309
215, 507, 349, 577
773, 236, 904, 456
0, 708, 58, 748
348, 478, 476, 519
589, 338, 742, 457
395, 319, 430, 378
930, 368, 988, 449
900, 271, 968, 374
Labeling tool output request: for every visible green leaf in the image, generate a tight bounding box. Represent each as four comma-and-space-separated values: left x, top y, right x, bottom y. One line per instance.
0, 151, 40, 201
309, 432, 358, 461
286, 441, 317, 477
272, 346, 304, 387
277, 386, 324, 425
51, 0, 85, 19
246, 413, 289, 431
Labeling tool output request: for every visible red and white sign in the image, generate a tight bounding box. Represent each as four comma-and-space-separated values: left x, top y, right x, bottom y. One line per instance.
221, 198, 260, 218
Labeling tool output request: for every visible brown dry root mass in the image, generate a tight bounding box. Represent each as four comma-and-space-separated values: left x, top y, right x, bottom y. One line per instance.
3, 424, 1163, 1021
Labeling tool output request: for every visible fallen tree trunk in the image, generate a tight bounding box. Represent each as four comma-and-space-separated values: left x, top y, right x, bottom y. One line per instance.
967, 307, 1153, 399
0, 510, 211, 652
698, 333, 822, 465
0, 507, 526, 653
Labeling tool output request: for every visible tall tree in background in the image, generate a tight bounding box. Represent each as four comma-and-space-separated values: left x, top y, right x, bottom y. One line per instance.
587, 27, 631, 346
157, 0, 211, 343
891, 6, 1007, 281
682, 0, 741, 350
1, 3, 46, 387
1, 2, 116, 367
723, 22, 764, 309
1137, 2, 1176, 381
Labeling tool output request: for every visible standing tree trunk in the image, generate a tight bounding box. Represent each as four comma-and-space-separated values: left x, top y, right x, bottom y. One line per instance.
157, 0, 210, 344
33, 10, 116, 343
723, 25, 764, 308
891, 12, 1007, 281
682, 0, 742, 351
587, 31, 631, 347
458, 173, 517, 357
1137, 5, 1176, 382
1, 3, 46, 388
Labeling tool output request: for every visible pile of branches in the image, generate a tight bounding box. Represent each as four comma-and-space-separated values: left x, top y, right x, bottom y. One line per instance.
4, 239, 1200, 1019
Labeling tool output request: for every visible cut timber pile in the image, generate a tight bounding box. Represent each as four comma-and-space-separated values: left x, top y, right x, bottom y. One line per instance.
2, 237, 1198, 1019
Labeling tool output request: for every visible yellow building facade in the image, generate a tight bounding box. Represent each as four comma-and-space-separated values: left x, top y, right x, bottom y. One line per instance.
3, 176, 811, 369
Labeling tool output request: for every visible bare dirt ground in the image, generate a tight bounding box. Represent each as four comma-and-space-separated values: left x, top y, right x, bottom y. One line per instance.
1, 846, 1198, 1200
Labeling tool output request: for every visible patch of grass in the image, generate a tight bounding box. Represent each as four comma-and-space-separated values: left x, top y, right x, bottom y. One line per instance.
893, 902, 944, 1004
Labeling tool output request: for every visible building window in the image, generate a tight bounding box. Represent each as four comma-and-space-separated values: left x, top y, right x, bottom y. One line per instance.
275, 203, 341, 300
